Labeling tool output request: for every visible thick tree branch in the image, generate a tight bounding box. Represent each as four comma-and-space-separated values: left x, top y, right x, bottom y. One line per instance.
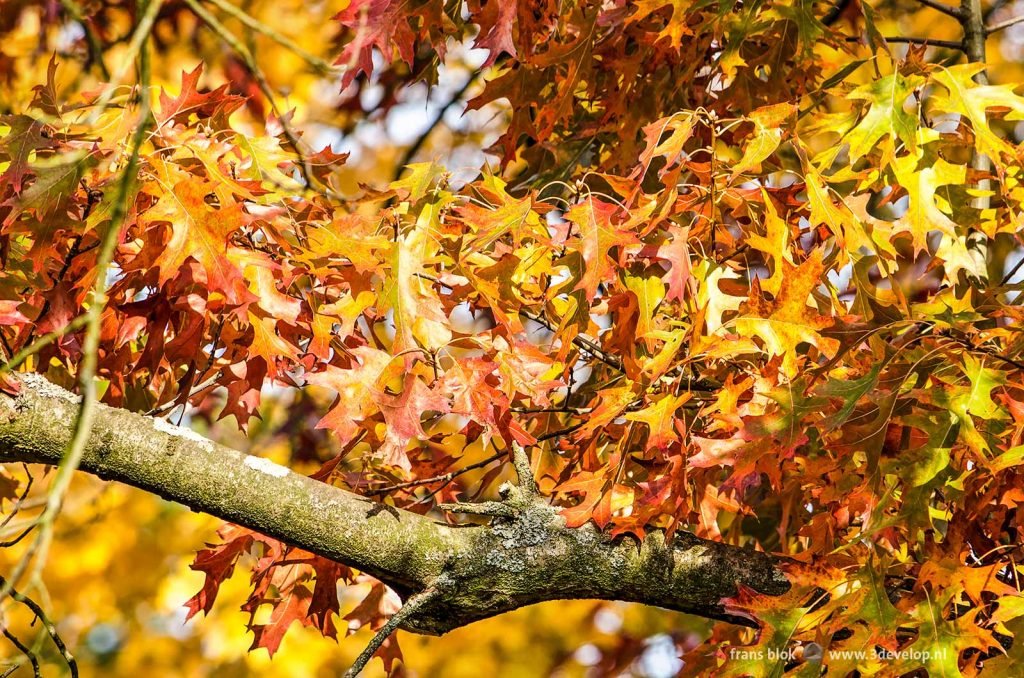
0, 374, 790, 635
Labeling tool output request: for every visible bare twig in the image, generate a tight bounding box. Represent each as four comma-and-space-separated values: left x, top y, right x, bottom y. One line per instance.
343, 587, 439, 678
86, 0, 163, 123
0, 525, 36, 548
843, 35, 965, 50
0, 466, 34, 531
0, 576, 77, 677
183, 0, 346, 202
146, 373, 221, 417
821, 0, 852, 26
912, 0, 964, 18
392, 72, 480, 182
511, 405, 591, 414
59, 0, 112, 80
1, 628, 40, 678
535, 421, 586, 442
986, 13, 1024, 33
365, 452, 503, 495
200, 0, 338, 74
1, 314, 89, 374
523, 310, 624, 371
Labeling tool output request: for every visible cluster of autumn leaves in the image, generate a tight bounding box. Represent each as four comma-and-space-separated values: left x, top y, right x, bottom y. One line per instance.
4, 0, 1024, 673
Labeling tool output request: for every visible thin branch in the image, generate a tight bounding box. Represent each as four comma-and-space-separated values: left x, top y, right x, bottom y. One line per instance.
199, 0, 338, 74
149, 316, 225, 418
392, 72, 479, 182
0, 0, 155, 609
85, 0, 163, 123
911, 0, 964, 18
843, 35, 965, 50
1, 629, 40, 678
535, 421, 586, 442
987, 14, 1024, 34
0, 576, 77, 677
821, 0, 852, 26
1, 314, 89, 374
343, 587, 439, 678
0, 525, 36, 548
59, 0, 112, 80
522, 310, 624, 372
510, 405, 591, 414
985, 0, 1009, 21
365, 452, 503, 495
146, 373, 221, 417
183, 0, 346, 202
0, 466, 34, 530
511, 442, 538, 496
999, 253, 1024, 286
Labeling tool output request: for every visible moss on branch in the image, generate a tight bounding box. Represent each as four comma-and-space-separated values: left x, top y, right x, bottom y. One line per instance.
0, 374, 789, 635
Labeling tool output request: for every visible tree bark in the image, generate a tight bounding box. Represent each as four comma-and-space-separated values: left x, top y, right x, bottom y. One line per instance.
0, 373, 790, 634
961, 0, 991, 275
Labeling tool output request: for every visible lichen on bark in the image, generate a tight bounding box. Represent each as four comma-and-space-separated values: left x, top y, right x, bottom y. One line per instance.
0, 374, 790, 636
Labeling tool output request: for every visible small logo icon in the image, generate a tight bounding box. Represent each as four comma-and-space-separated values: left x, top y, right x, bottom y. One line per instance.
804, 642, 824, 663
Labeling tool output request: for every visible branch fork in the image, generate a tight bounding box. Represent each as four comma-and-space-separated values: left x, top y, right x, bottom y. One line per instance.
0, 377, 791, 676
439, 443, 544, 519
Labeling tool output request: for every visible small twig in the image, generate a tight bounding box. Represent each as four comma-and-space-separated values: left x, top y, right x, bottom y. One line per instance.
985, 0, 1009, 20
999, 254, 1024, 286
183, 0, 346, 202
719, 243, 749, 265
844, 35, 965, 50
392, 72, 479, 182
1, 314, 90, 374
146, 373, 221, 417
523, 310, 624, 372
366, 452, 503, 495
510, 442, 538, 496
85, 0, 163, 123
1, 629, 40, 678
911, 0, 964, 18
343, 587, 439, 678
0, 576, 77, 677
0, 466, 34, 530
59, 0, 111, 80
821, 0, 852, 25
0, 525, 36, 548
535, 422, 586, 442
200, 0, 338, 73
987, 14, 1024, 33
510, 405, 591, 414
